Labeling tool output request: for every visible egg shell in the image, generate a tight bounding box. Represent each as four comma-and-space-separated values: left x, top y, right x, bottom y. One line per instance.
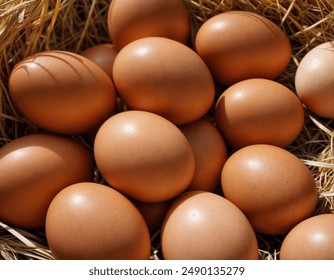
195, 11, 291, 85
81, 43, 118, 80
179, 118, 228, 192
9, 50, 116, 134
107, 0, 190, 50
215, 78, 305, 149
0, 133, 95, 229
280, 214, 334, 260
221, 144, 318, 235
161, 191, 259, 260
133, 199, 172, 234
112, 37, 215, 125
94, 110, 195, 203
45, 182, 151, 260
295, 41, 334, 118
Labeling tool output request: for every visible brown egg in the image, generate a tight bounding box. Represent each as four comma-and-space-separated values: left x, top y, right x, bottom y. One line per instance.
195, 11, 291, 85
133, 199, 172, 233
280, 214, 334, 260
0, 133, 95, 229
94, 110, 195, 203
221, 144, 318, 235
295, 41, 334, 118
83, 96, 127, 146
113, 37, 215, 125
45, 182, 151, 260
81, 43, 118, 80
179, 119, 228, 192
215, 78, 305, 149
161, 191, 259, 260
9, 50, 116, 134
107, 0, 190, 50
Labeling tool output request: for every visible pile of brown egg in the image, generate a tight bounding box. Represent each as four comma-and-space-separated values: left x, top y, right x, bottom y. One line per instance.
1, 0, 334, 260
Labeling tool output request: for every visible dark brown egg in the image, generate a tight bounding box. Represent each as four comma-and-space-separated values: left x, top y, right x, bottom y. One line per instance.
280, 214, 334, 260
112, 37, 215, 125
215, 78, 305, 149
81, 43, 118, 80
179, 119, 228, 192
134, 199, 172, 233
221, 144, 318, 235
45, 182, 151, 259
0, 133, 95, 229
108, 0, 190, 50
195, 11, 291, 85
94, 110, 195, 203
161, 191, 259, 260
9, 50, 116, 134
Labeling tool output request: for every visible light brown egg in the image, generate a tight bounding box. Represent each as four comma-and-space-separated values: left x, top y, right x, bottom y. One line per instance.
280, 214, 334, 260
295, 41, 334, 118
81, 43, 118, 80
94, 110, 195, 203
215, 78, 305, 149
9, 50, 116, 134
179, 118, 228, 192
112, 37, 215, 125
133, 199, 172, 234
221, 144, 318, 235
0, 133, 95, 229
107, 0, 190, 50
161, 191, 259, 260
195, 11, 291, 85
45, 182, 151, 260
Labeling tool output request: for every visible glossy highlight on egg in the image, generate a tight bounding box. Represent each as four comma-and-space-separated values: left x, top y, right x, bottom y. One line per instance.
9, 50, 116, 134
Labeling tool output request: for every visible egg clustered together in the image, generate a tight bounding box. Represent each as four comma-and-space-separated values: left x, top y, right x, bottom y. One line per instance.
1, 0, 334, 260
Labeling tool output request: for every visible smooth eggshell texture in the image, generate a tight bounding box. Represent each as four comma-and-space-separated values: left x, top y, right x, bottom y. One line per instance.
45, 182, 151, 260
221, 144, 318, 235
9, 50, 116, 134
280, 214, 334, 260
108, 0, 190, 50
0, 133, 95, 229
94, 110, 195, 203
179, 118, 228, 192
295, 41, 334, 118
133, 199, 172, 234
81, 43, 118, 80
112, 37, 215, 125
195, 11, 291, 85
161, 191, 259, 260
215, 78, 305, 149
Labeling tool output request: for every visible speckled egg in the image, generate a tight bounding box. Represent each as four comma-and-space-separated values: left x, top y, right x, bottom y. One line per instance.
45, 182, 151, 260
161, 191, 259, 260
221, 144, 318, 235
94, 110, 195, 202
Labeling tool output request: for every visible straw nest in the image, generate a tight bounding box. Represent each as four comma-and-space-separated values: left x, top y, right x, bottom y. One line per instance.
1, 0, 334, 260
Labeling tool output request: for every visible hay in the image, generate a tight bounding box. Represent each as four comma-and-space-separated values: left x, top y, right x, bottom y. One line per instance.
1, 0, 334, 260
0, 221, 53, 260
